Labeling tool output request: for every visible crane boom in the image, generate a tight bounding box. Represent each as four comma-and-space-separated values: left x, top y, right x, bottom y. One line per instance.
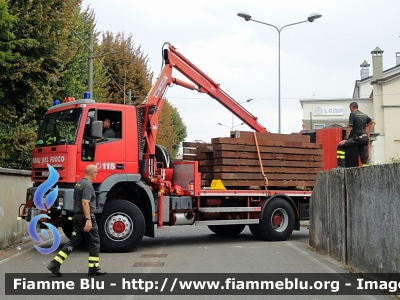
140, 43, 268, 155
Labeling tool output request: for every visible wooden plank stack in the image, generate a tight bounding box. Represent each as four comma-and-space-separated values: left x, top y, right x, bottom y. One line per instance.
182, 131, 325, 190
182, 142, 213, 174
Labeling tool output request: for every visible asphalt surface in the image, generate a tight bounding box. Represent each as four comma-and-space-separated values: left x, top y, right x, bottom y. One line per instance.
0, 224, 396, 300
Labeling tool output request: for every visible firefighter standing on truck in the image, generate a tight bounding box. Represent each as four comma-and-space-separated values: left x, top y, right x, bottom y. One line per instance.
336, 101, 376, 168
47, 164, 107, 276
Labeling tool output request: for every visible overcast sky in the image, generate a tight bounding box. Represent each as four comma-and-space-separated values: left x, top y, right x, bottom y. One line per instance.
82, 0, 399, 143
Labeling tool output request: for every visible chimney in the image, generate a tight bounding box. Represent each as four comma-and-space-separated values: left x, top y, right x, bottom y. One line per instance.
371, 47, 383, 80
360, 60, 370, 79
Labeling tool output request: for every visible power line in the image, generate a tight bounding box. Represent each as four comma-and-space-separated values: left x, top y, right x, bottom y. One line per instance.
165, 91, 400, 101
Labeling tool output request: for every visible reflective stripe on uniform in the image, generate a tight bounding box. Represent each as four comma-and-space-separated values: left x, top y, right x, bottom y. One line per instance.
362, 164, 369, 167
88, 256, 100, 268
89, 256, 99, 261
54, 256, 64, 264
53, 250, 69, 264
337, 155, 345, 159
58, 251, 68, 259
337, 150, 345, 155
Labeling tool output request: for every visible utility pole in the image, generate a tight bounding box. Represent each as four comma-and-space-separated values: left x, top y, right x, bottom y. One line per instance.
71, 29, 118, 98
128, 89, 132, 104
88, 33, 94, 95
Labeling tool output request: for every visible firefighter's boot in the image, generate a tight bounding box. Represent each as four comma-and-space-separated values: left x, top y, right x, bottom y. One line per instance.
336, 150, 345, 167
47, 250, 69, 276
47, 260, 62, 276
88, 256, 107, 276
88, 267, 107, 276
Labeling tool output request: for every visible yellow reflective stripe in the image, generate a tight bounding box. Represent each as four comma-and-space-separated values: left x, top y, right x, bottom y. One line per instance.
337, 151, 345, 155
54, 256, 64, 265
362, 164, 369, 167
89, 256, 99, 261
58, 251, 68, 259
88, 263, 95, 267
94, 262, 99, 267
337, 156, 345, 159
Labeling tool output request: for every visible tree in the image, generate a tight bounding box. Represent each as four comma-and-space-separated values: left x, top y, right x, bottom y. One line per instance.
4, 0, 82, 119
55, 5, 108, 101
156, 100, 187, 158
0, 0, 82, 169
169, 104, 187, 156
0, 0, 33, 167
100, 31, 153, 104
0, 1, 187, 168
0, 0, 16, 100
99, 32, 187, 157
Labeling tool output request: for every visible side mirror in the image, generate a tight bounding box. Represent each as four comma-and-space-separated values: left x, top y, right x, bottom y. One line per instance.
91, 121, 103, 139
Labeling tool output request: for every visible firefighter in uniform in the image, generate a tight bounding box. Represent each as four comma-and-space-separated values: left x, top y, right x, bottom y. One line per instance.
337, 102, 376, 168
47, 164, 106, 276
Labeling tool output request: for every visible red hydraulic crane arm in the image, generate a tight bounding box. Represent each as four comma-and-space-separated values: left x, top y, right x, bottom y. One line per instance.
139, 64, 172, 155
166, 45, 267, 133
139, 43, 268, 156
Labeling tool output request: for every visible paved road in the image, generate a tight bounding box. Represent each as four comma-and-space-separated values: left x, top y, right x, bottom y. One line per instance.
0, 225, 394, 300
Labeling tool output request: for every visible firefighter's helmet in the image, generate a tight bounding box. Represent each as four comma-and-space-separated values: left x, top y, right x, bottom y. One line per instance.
172, 185, 183, 195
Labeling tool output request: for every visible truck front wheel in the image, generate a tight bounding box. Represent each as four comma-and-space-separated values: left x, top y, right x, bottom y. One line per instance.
98, 200, 145, 253
258, 198, 295, 241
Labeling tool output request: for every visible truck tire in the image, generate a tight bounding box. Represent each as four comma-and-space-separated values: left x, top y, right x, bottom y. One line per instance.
208, 224, 245, 236
249, 224, 264, 240
259, 198, 295, 241
98, 200, 145, 253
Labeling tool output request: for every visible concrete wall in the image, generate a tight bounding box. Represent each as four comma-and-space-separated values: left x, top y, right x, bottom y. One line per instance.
0, 168, 32, 249
371, 135, 386, 164
309, 170, 347, 263
310, 163, 400, 275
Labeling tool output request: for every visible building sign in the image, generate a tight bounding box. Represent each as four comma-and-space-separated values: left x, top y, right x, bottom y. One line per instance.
313, 106, 344, 116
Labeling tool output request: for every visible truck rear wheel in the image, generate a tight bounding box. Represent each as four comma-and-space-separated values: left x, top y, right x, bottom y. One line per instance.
208, 224, 245, 236
258, 198, 295, 241
98, 200, 145, 253
249, 224, 265, 240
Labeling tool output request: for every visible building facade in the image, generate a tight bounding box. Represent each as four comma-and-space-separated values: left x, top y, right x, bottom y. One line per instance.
300, 46, 400, 165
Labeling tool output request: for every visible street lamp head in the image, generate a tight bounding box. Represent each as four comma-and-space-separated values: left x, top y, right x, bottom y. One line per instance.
217, 122, 222, 125
307, 13, 322, 22
246, 98, 253, 103
237, 12, 251, 21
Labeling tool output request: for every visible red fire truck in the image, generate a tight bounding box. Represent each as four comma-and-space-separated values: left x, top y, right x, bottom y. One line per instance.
19, 43, 341, 252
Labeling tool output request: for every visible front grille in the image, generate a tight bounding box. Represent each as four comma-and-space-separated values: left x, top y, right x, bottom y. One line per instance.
32, 166, 64, 182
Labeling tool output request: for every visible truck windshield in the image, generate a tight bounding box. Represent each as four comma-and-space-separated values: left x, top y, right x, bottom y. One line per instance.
36, 108, 82, 147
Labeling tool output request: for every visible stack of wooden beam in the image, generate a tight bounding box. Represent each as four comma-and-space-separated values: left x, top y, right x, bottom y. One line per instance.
182, 131, 325, 189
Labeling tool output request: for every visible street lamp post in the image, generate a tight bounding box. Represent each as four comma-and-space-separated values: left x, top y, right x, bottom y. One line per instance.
237, 12, 322, 133
217, 122, 244, 131
231, 98, 254, 129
